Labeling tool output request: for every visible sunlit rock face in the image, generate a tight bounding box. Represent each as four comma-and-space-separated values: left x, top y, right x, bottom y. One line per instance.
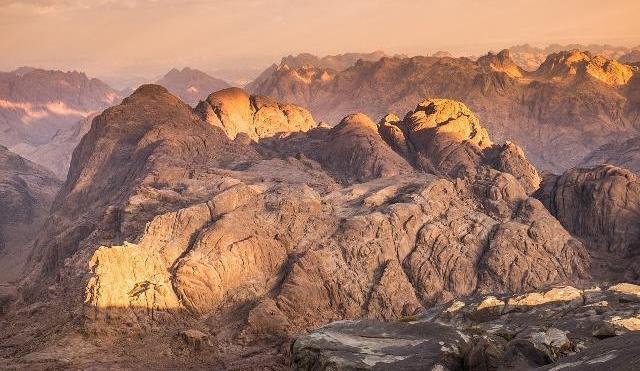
0, 68, 120, 178
195, 87, 317, 141
249, 50, 640, 173
535, 50, 634, 86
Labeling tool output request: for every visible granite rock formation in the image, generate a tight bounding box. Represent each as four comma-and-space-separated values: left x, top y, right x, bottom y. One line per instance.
536, 165, 640, 281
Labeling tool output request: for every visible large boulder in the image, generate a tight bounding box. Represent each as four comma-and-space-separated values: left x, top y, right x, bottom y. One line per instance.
195, 87, 317, 140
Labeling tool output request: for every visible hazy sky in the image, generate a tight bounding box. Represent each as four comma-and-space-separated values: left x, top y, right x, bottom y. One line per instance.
1, 0, 639, 79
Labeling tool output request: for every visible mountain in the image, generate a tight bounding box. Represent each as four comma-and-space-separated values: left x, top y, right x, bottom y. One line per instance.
207, 67, 265, 86
0, 146, 61, 283
5, 84, 640, 368
246, 51, 392, 94
279, 50, 389, 71
10, 114, 97, 179
0, 68, 120, 178
156, 67, 231, 105
508, 43, 636, 71
248, 49, 640, 173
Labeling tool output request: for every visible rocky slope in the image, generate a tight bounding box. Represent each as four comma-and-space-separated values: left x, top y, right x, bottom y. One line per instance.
0, 86, 615, 369
0, 68, 120, 178
156, 67, 231, 106
248, 49, 640, 173
0, 146, 61, 284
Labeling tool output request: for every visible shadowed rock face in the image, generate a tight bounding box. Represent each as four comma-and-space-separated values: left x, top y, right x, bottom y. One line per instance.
249, 50, 639, 173
0, 87, 631, 369
0, 146, 61, 283
536, 165, 640, 281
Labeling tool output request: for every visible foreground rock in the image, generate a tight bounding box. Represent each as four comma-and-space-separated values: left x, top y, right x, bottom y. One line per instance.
293, 284, 640, 370
291, 320, 467, 369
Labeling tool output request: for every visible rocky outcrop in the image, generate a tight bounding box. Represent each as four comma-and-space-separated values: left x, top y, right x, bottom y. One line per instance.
313, 113, 414, 182
291, 320, 468, 370
293, 283, 640, 370
376, 99, 541, 193
156, 67, 230, 106
249, 50, 639, 172
536, 165, 640, 280
195, 87, 317, 141
0, 146, 61, 283
383, 99, 492, 177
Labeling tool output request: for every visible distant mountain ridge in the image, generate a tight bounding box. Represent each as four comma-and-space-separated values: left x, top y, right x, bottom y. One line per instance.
248, 49, 640, 172
156, 67, 230, 105
0, 67, 120, 178
508, 43, 640, 70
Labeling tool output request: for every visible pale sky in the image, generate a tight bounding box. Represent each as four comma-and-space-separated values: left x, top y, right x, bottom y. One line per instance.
1, 0, 639, 79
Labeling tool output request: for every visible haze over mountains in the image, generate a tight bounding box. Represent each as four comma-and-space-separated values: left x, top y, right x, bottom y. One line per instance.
2, 43, 640, 369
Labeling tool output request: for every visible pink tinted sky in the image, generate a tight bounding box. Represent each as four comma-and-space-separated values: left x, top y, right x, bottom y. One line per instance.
1, 0, 639, 78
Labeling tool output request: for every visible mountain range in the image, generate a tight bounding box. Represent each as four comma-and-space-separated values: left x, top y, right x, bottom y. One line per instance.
1, 46, 640, 369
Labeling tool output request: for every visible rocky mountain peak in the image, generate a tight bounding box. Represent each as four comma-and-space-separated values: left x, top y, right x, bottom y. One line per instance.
537, 49, 634, 85
477, 49, 524, 78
